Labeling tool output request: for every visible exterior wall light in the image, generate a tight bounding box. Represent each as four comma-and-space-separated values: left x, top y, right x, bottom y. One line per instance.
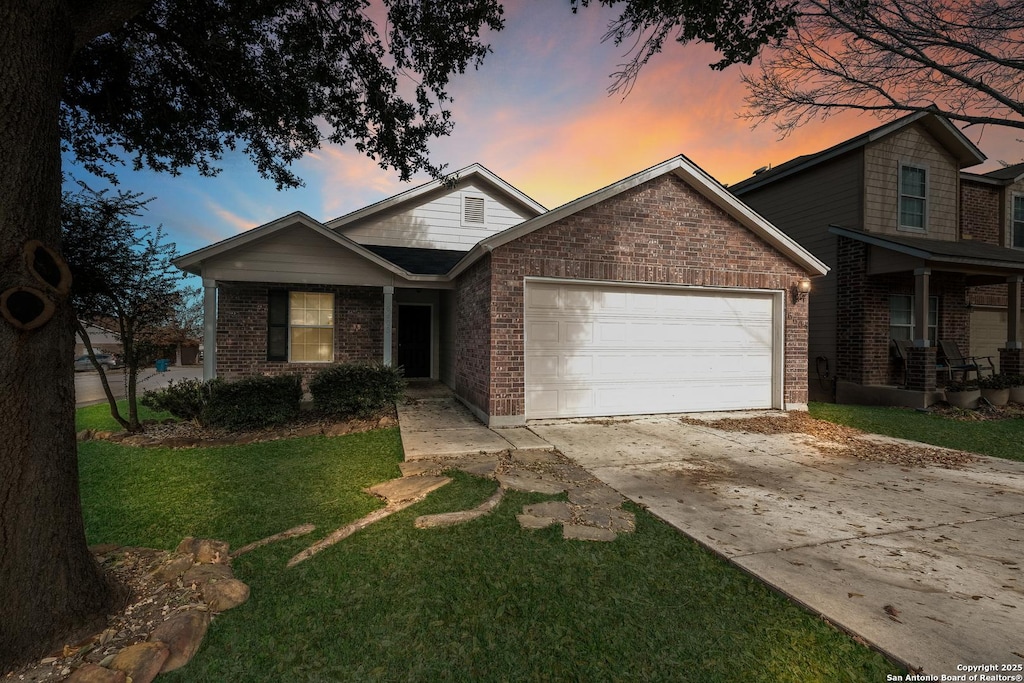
792, 277, 812, 303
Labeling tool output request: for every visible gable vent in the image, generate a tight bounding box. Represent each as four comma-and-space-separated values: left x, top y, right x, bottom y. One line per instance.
463, 196, 485, 224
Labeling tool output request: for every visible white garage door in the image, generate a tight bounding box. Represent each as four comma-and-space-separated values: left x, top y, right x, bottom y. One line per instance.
524, 281, 778, 419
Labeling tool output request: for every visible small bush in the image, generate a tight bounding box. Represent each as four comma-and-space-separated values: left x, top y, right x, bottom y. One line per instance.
310, 363, 405, 418
979, 373, 1014, 390
141, 378, 212, 423
204, 374, 303, 430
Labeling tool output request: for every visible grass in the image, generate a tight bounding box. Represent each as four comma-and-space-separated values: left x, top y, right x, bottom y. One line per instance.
76, 400, 172, 432
78, 417, 900, 682
809, 402, 1024, 462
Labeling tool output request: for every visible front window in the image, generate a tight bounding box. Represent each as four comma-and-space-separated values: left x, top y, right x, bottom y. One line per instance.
267, 290, 335, 362
289, 292, 334, 362
899, 164, 927, 231
1013, 194, 1024, 249
890, 294, 938, 341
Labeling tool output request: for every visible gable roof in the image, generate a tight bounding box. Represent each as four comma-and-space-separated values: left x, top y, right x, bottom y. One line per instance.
172, 211, 445, 282
361, 245, 468, 275
325, 163, 546, 231
731, 112, 987, 195
448, 155, 829, 278
962, 161, 1024, 186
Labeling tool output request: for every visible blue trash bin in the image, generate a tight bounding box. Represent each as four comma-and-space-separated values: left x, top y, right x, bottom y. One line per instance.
155, 359, 170, 372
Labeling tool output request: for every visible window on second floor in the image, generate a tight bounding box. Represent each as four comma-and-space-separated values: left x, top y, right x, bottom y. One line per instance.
899, 164, 927, 231
890, 294, 938, 342
1013, 194, 1024, 249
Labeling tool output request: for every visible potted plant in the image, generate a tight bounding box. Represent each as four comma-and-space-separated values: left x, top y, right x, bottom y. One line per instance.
944, 378, 980, 409
1007, 374, 1024, 404
979, 374, 1011, 407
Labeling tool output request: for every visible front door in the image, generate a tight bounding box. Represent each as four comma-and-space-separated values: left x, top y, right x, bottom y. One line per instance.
398, 305, 432, 378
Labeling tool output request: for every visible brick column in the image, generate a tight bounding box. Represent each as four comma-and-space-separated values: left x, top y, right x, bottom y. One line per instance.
906, 346, 937, 392
1000, 348, 1024, 376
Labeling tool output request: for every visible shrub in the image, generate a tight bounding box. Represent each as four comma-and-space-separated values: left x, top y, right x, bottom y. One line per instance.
309, 363, 405, 418
979, 373, 1014, 390
141, 378, 212, 423
204, 374, 303, 430
945, 378, 979, 392
1002, 374, 1024, 388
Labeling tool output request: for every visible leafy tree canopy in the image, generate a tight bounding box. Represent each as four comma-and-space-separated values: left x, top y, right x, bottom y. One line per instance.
62, 0, 505, 189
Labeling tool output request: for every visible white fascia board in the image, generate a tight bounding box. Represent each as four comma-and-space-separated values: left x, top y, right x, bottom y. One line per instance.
450, 156, 829, 278
174, 211, 445, 283
325, 163, 546, 231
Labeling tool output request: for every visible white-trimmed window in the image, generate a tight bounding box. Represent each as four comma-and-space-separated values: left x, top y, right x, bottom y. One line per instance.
267, 290, 334, 362
1013, 194, 1024, 249
890, 294, 937, 341
899, 164, 928, 231
462, 194, 485, 226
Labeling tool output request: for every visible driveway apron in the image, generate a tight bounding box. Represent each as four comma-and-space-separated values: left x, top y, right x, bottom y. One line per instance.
531, 416, 1024, 675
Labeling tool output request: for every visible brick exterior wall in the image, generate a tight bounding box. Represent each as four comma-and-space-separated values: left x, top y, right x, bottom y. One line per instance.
216, 283, 384, 383
960, 179, 1001, 244
453, 256, 492, 413
472, 174, 811, 420
835, 237, 969, 387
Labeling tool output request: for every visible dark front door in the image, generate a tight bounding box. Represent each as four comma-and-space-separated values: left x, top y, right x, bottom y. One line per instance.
398, 305, 431, 378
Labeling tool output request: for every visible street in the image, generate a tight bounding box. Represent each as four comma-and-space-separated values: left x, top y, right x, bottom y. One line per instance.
75, 365, 204, 406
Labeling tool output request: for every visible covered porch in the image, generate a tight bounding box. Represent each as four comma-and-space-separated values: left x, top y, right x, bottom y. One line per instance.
831, 226, 1024, 407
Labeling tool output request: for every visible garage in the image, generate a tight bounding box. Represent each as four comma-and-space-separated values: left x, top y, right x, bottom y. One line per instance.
524, 280, 781, 419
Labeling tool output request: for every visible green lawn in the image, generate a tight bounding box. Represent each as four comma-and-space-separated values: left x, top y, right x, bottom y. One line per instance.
810, 402, 1024, 462
78, 424, 899, 682
76, 400, 172, 432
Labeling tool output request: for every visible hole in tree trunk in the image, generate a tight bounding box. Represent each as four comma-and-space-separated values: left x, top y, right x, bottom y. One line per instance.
1, 287, 55, 330
24, 240, 72, 295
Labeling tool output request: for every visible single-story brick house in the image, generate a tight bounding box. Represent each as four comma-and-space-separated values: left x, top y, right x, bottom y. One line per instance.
174, 157, 827, 426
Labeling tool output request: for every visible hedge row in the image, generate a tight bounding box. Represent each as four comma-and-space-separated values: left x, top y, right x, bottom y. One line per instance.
141, 363, 405, 430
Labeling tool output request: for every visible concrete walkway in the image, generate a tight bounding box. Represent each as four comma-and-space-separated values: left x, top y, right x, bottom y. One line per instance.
530, 415, 1024, 676
398, 381, 551, 459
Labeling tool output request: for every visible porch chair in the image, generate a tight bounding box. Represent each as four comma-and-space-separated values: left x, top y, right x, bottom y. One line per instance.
892, 338, 956, 386
937, 340, 994, 382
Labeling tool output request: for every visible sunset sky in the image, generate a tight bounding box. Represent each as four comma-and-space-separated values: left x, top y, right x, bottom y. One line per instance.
62, 0, 1024, 261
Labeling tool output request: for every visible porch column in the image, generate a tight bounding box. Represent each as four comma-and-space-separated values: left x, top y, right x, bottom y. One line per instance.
912, 268, 931, 347
1000, 276, 1023, 375
202, 278, 217, 381
382, 286, 394, 366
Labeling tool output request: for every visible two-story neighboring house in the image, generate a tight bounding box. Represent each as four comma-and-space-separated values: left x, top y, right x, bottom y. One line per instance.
960, 163, 1024, 362
732, 112, 1024, 407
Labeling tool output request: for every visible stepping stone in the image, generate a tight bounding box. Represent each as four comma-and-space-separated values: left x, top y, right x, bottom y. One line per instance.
399, 460, 444, 477
549, 463, 594, 484
451, 454, 500, 478
522, 501, 573, 522
366, 475, 451, 504
517, 514, 558, 530
562, 524, 617, 542
575, 508, 615, 529
496, 471, 565, 495
510, 449, 563, 466
568, 485, 624, 507
415, 488, 505, 528
608, 509, 637, 533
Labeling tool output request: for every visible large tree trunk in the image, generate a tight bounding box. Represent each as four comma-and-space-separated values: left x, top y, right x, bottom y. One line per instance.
0, 2, 117, 671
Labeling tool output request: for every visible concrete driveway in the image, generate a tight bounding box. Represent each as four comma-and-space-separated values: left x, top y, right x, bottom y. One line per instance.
530, 415, 1024, 676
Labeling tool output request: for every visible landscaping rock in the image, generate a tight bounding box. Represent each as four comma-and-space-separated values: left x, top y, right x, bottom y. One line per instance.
182, 562, 232, 587
203, 577, 250, 612
231, 523, 316, 558
366, 475, 451, 504
150, 609, 210, 672
292, 424, 323, 438
66, 663, 126, 683
177, 537, 230, 564
150, 553, 194, 583
76, 429, 93, 442
109, 641, 170, 683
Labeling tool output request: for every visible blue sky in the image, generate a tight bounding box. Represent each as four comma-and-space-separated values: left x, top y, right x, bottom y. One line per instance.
62, 0, 1023, 267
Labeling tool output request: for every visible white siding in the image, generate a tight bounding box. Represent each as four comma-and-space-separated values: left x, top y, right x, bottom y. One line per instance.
340, 181, 532, 250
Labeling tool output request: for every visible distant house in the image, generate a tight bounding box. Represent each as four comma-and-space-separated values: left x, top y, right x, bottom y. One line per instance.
731, 112, 1024, 407
175, 159, 826, 425
75, 320, 122, 357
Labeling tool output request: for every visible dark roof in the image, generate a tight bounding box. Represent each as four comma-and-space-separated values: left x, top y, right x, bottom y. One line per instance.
982, 161, 1024, 182
361, 245, 468, 275
731, 112, 985, 195
829, 225, 1024, 271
